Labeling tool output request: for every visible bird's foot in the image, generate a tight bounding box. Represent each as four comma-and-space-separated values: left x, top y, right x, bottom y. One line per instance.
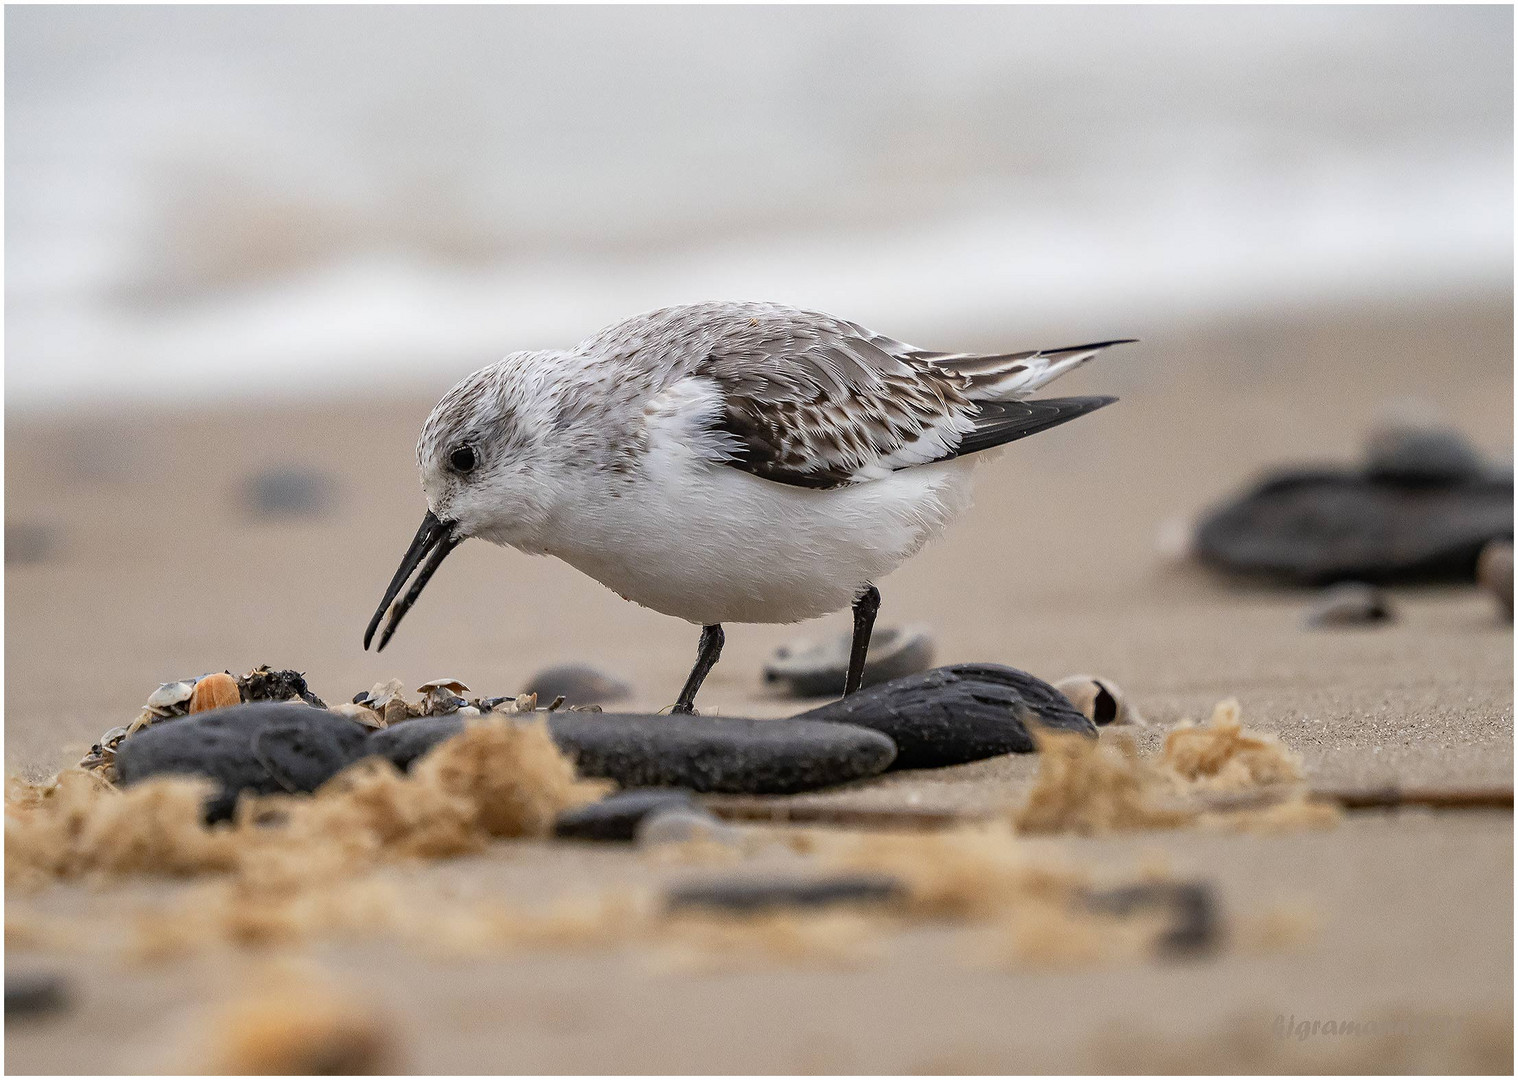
665, 702, 698, 716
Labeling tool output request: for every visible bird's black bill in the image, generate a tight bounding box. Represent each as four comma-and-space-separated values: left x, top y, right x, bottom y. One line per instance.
363, 511, 462, 652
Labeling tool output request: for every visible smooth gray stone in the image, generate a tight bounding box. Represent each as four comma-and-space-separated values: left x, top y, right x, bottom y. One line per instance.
366, 712, 898, 795
800, 664, 1096, 769
524, 663, 631, 706
763, 625, 936, 698
1364, 425, 1487, 486
1194, 468, 1513, 584
5, 974, 70, 1020
242, 467, 335, 518
1304, 581, 1394, 627
115, 703, 370, 821
1083, 882, 1220, 957
665, 873, 905, 914
553, 788, 696, 841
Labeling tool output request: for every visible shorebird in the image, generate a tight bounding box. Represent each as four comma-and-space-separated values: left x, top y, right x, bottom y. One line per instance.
365, 302, 1130, 712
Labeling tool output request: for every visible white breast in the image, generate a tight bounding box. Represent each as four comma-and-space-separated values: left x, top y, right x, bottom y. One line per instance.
540, 439, 978, 626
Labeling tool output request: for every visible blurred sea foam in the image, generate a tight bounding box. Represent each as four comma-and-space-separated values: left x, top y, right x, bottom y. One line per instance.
6, 5, 1512, 407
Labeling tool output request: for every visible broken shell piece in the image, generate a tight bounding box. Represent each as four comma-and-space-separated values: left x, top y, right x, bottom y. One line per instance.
145, 680, 196, 717
420, 686, 466, 716
514, 693, 538, 713
456, 705, 481, 718
190, 673, 241, 714
1054, 675, 1141, 727
415, 678, 470, 696
1303, 582, 1393, 628
382, 699, 409, 727
357, 679, 406, 710
764, 624, 935, 698
330, 702, 386, 728
126, 710, 159, 737
1477, 540, 1513, 621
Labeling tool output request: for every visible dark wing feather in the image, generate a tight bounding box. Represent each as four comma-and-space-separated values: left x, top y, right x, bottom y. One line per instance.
950, 396, 1119, 459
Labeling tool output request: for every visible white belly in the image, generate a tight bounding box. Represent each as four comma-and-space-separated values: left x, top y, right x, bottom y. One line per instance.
539, 453, 977, 626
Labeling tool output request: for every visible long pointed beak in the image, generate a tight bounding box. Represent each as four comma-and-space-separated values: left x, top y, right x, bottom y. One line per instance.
364, 510, 462, 652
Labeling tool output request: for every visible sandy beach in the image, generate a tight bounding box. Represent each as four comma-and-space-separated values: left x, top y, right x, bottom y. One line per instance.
5, 293, 1513, 1072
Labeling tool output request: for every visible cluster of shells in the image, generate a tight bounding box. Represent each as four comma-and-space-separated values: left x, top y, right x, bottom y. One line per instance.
79, 666, 598, 782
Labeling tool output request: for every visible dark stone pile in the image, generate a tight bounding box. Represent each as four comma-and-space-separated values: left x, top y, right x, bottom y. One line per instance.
113, 664, 1096, 822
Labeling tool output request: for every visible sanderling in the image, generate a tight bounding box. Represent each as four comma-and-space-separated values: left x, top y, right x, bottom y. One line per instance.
365, 301, 1131, 712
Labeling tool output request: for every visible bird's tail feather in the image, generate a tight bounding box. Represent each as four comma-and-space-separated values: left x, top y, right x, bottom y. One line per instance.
930, 339, 1136, 400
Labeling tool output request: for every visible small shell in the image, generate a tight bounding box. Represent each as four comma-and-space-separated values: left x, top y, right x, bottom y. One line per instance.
514, 693, 538, 713
359, 678, 407, 709
331, 702, 386, 728
145, 680, 195, 715
455, 705, 481, 718
382, 699, 409, 727
421, 686, 464, 716
189, 672, 241, 713
1054, 675, 1141, 727
415, 678, 470, 696
126, 710, 159, 736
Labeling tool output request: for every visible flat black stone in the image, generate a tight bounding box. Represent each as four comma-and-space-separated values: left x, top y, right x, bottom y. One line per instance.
1083, 881, 1220, 957
114, 703, 371, 821
5, 974, 70, 1020
366, 712, 897, 795
764, 625, 936, 698
1194, 467, 1513, 585
799, 664, 1096, 769
665, 873, 905, 914
553, 788, 697, 841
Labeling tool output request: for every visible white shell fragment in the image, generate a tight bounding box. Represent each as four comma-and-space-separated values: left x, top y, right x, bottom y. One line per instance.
1054, 674, 1142, 727
636, 807, 738, 848
144, 680, 196, 716
359, 679, 407, 710
415, 678, 470, 696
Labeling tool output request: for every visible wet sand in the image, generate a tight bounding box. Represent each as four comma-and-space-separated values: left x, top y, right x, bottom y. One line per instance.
5, 293, 1513, 1072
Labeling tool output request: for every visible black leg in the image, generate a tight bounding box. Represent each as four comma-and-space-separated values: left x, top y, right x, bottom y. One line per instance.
844, 584, 880, 697
672, 624, 724, 714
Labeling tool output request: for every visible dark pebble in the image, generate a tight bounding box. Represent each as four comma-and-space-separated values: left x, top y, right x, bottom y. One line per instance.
242, 467, 336, 518
115, 703, 371, 822
764, 625, 936, 698
5, 974, 70, 1020
523, 663, 631, 706
5, 522, 55, 566
799, 664, 1096, 769
1477, 540, 1514, 621
665, 873, 905, 914
1364, 425, 1488, 486
1303, 582, 1394, 628
553, 788, 697, 841
367, 712, 898, 795
1083, 882, 1220, 957
1194, 467, 1512, 585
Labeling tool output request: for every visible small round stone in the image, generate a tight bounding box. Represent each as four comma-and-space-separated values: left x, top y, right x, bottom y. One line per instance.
523, 664, 631, 706
1304, 582, 1394, 628
636, 807, 735, 848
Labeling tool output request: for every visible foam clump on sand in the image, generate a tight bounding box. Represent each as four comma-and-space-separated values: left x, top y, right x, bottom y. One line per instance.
6, 717, 605, 892
1162, 698, 1304, 790
1013, 698, 1334, 836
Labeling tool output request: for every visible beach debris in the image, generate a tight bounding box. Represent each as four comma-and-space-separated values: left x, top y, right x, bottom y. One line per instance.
1303, 582, 1394, 628
329, 702, 386, 728
665, 873, 905, 915
78, 725, 131, 779
146, 679, 196, 716
1054, 675, 1142, 726
114, 703, 375, 822
1014, 699, 1321, 835
1082, 881, 1220, 957
189, 672, 241, 713
524, 663, 631, 706
416, 678, 469, 696
5, 522, 56, 566
187, 983, 397, 1074
241, 466, 337, 520
369, 711, 899, 794
4, 973, 71, 1020
764, 624, 936, 698
553, 788, 697, 841
238, 665, 326, 708
637, 806, 738, 848
1476, 539, 1513, 621
800, 664, 1095, 769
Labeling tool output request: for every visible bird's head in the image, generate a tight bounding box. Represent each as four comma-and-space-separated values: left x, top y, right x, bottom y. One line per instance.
364, 352, 561, 652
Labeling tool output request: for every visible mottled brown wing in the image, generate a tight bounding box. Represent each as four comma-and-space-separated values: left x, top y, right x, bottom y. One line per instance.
698, 323, 981, 489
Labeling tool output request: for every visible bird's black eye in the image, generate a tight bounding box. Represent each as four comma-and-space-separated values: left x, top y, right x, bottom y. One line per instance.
449, 445, 476, 473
